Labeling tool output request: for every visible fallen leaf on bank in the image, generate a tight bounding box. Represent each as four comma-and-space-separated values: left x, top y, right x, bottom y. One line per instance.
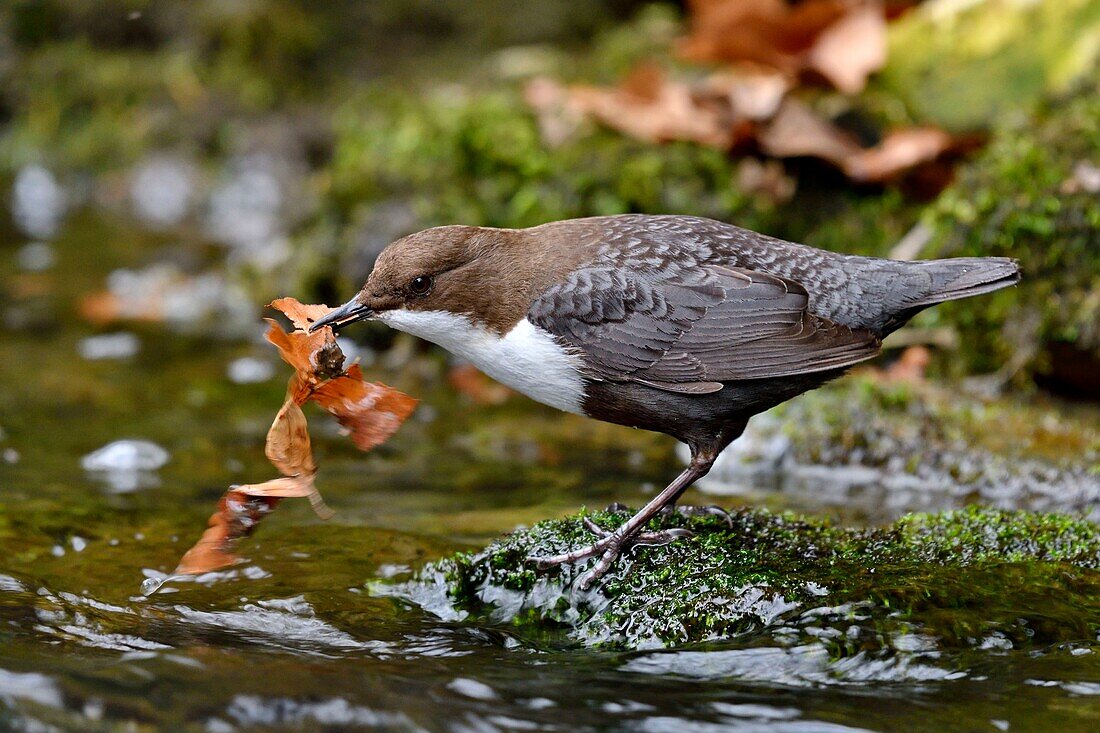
448, 363, 513, 405
679, 0, 841, 73
568, 64, 734, 148
842, 127, 954, 183
523, 76, 584, 147
79, 290, 164, 326
528, 72, 967, 187
756, 98, 861, 166
1060, 161, 1100, 195
804, 4, 887, 94
736, 157, 797, 204
523, 0, 965, 191
78, 265, 241, 328
145, 298, 417, 591
679, 0, 887, 94
881, 345, 931, 383
701, 67, 792, 121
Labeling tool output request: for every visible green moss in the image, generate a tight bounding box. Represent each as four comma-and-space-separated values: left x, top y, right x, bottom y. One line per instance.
892, 508, 1100, 566
923, 78, 1100, 373
386, 506, 1100, 648
326, 87, 761, 231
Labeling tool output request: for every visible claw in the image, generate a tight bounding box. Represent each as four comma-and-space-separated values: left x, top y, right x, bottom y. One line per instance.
530, 530, 616, 570
665, 504, 735, 528
529, 517, 696, 589
525, 436, 741, 587
582, 516, 610, 538
632, 527, 694, 546
584, 516, 693, 547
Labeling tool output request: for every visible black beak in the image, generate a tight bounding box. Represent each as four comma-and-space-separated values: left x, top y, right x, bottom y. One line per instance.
308, 298, 373, 333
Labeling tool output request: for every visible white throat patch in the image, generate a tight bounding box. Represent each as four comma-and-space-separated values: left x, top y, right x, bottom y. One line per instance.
376, 309, 587, 414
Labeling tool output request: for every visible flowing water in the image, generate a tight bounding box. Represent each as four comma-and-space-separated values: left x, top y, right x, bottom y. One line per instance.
1, 213, 1098, 732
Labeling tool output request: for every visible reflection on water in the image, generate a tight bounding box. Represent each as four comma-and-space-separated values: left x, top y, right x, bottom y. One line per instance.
130, 155, 196, 229
11, 165, 67, 240
0, 213, 1098, 730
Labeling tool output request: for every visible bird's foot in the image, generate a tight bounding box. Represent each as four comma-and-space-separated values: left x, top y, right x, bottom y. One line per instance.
530, 516, 693, 590
608, 500, 733, 528
661, 503, 735, 528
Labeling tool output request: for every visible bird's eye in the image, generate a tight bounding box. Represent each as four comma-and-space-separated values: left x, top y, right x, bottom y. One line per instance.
409, 275, 433, 295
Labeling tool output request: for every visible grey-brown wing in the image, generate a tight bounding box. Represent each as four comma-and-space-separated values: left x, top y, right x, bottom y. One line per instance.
528, 263, 880, 393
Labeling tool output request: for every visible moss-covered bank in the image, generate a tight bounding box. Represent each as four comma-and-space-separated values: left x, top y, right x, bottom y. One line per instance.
384, 506, 1100, 649
923, 78, 1100, 378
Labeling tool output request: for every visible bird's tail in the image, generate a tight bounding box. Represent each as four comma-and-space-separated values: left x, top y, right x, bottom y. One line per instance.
905, 257, 1021, 308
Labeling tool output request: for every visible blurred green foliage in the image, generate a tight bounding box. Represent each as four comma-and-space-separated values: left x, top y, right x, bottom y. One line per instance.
327, 88, 759, 230
2, 0, 1097, 383
882, 0, 1100, 130
924, 78, 1100, 373
0, 0, 648, 170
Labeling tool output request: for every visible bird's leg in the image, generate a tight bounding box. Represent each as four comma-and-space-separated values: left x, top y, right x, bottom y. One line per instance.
531, 423, 745, 590
532, 453, 716, 590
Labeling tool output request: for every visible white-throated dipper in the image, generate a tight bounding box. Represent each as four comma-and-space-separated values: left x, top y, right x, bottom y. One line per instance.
309, 214, 1020, 588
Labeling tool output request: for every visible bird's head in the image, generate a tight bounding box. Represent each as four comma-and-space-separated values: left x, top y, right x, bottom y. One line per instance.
309, 224, 532, 336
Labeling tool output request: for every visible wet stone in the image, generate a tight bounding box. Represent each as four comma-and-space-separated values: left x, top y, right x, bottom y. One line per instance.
383, 507, 1100, 650
226, 356, 276, 384
11, 165, 67, 239
81, 439, 170, 493
77, 332, 140, 361
684, 379, 1100, 522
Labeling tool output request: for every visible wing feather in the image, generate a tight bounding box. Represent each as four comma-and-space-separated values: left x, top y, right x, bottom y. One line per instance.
529, 263, 880, 392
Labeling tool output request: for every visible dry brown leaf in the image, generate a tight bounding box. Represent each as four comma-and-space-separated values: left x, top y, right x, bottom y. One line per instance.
842, 127, 954, 183
448, 363, 513, 406
265, 398, 315, 476
79, 290, 164, 326
523, 76, 584, 147
153, 298, 417, 588
679, 1, 886, 93
268, 297, 334, 331
679, 0, 859, 74
171, 491, 280, 576
701, 67, 792, 121
736, 157, 797, 204
568, 64, 733, 149
805, 3, 887, 94
313, 364, 419, 451
520, 0, 959, 190
756, 98, 861, 165
264, 318, 346, 386
882, 345, 931, 383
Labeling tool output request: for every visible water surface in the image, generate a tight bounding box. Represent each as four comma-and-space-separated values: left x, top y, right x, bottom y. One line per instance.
1, 214, 1098, 731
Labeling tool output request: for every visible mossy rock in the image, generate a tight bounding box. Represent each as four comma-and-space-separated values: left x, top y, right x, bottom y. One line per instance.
383, 506, 1100, 649
922, 77, 1100, 377
697, 377, 1100, 522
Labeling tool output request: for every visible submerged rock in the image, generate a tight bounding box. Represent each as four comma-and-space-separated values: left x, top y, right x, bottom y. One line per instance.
384, 507, 1100, 649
